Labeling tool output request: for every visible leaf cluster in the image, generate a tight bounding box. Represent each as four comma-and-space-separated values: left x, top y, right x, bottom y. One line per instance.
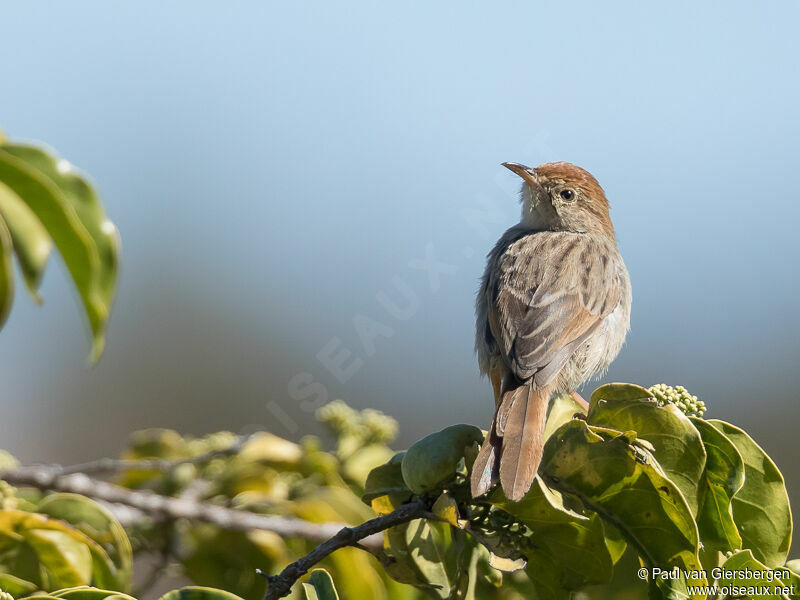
0, 133, 119, 359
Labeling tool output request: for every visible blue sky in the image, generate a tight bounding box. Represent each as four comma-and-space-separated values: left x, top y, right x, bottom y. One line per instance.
1, 1, 798, 498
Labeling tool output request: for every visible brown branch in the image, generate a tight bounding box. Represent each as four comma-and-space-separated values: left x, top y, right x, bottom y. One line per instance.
0, 466, 382, 548
259, 500, 427, 600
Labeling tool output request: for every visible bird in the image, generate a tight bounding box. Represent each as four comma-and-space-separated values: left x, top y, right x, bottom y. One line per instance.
470, 161, 631, 502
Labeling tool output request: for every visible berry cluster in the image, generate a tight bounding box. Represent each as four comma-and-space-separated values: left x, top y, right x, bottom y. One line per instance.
649, 383, 706, 417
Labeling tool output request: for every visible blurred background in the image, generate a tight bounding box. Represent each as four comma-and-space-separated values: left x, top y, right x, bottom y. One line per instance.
1, 0, 798, 536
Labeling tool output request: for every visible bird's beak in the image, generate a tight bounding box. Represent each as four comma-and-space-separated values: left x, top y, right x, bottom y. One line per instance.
502, 162, 543, 191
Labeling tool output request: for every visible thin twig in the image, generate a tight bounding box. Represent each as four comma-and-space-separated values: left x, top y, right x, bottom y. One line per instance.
259, 500, 427, 600
0, 467, 382, 548
56, 435, 252, 476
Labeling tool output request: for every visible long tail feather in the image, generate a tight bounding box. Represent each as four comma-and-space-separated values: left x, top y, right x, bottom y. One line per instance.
498, 385, 550, 501
470, 421, 499, 497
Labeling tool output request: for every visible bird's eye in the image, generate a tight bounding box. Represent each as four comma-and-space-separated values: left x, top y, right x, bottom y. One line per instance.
559, 189, 575, 201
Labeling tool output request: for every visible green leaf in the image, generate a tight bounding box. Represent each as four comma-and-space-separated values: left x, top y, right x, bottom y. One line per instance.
524, 550, 571, 600
690, 417, 744, 553
157, 587, 245, 600
540, 420, 706, 595
709, 420, 792, 567
362, 451, 411, 504
490, 478, 613, 589
383, 519, 454, 596
588, 383, 707, 515
0, 213, 13, 327
0, 510, 120, 592
0, 179, 51, 301
0, 149, 107, 358
23, 529, 93, 588
302, 569, 340, 600
0, 572, 39, 597
716, 550, 800, 599
543, 392, 587, 442
37, 493, 132, 592
401, 425, 483, 494
51, 586, 136, 600
1, 144, 119, 319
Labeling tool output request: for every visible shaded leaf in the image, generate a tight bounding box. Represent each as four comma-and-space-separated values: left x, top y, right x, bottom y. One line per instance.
0, 214, 12, 327
0, 572, 38, 597
524, 550, 571, 600
540, 420, 706, 595
362, 452, 411, 505
690, 417, 744, 553
717, 550, 800, 599
158, 587, 245, 600
490, 478, 613, 589
709, 420, 792, 567
302, 569, 340, 600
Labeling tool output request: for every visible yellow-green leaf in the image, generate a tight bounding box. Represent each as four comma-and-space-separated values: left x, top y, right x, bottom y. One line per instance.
24, 529, 92, 588
1, 144, 119, 317
37, 493, 133, 592
0, 180, 51, 301
0, 149, 106, 358
0, 214, 13, 327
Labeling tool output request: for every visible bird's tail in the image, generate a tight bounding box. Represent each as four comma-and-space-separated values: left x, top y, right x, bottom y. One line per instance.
470, 384, 550, 501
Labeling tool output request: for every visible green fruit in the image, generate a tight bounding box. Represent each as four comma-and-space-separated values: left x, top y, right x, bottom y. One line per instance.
401, 425, 483, 494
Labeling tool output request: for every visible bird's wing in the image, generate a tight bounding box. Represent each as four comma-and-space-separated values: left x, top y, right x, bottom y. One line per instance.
487, 231, 621, 388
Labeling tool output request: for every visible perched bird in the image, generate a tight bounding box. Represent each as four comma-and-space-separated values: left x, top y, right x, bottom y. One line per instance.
470, 161, 631, 501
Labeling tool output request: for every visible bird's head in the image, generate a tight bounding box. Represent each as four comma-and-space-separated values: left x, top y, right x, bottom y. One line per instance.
503, 161, 614, 237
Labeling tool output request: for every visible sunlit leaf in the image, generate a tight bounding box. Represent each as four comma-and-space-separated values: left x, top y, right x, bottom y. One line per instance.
543, 392, 587, 442
37, 493, 133, 592
0, 180, 51, 301
0, 510, 120, 592
1, 144, 119, 320
588, 383, 706, 515
0, 149, 106, 358
23, 529, 92, 588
